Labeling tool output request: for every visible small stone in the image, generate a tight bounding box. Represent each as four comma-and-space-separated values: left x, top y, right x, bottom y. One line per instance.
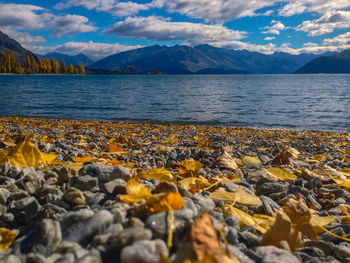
73, 176, 98, 191
0, 188, 10, 204
65, 210, 113, 245
0, 255, 21, 263
63, 188, 86, 206
54, 241, 81, 254
334, 243, 350, 261
153, 181, 178, 194
111, 166, 132, 181
256, 246, 301, 263
260, 195, 280, 216
59, 209, 94, 238
256, 182, 287, 196
128, 217, 145, 227
106, 227, 152, 250
192, 194, 215, 213
75, 249, 102, 263
296, 247, 325, 257
13, 196, 42, 223
103, 179, 127, 195
121, 239, 168, 263
26, 253, 47, 263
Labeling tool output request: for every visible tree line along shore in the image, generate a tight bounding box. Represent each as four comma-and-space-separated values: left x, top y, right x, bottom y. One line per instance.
0, 51, 85, 74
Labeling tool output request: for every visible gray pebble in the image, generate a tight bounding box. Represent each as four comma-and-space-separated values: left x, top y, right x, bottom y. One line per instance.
121, 239, 168, 263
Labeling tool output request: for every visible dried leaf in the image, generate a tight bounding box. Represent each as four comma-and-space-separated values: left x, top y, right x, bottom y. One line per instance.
195, 136, 210, 148
286, 147, 300, 159
216, 152, 238, 170
267, 167, 297, 181
0, 151, 8, 166
41, 153, 58, 166
148, 192, 184, 212
0, 227, 17, 250
9, 134, 42, 168
191, 212, 222, 260
140, 168, 173, 181
177, 160, 203, 177
120, 177, 152, 204
108, 143, 124, 153
310, 214, 335, 234
260, 211, 291, 247
236, 156, 262, 167
161, 137, 178, 144
209, 187, 262, 206
271, 152, 291, 166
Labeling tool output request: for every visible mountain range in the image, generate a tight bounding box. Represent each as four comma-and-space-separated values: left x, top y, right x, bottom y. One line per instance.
89, 44, 326, 74
1, 30, 349, 74
295, 49, 350, 74
0, 31, 35, 64
43, 52, 94, 67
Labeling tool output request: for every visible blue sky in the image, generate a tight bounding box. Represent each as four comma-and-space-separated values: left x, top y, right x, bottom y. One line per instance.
1, 0, 350, 60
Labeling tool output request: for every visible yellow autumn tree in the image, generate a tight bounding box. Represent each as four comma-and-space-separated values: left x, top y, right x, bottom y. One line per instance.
68, 64, 75, 74
60, 60, 67, 73
45, 58, 52, 73
51, 58, 59, 74
79, 64, 85, 74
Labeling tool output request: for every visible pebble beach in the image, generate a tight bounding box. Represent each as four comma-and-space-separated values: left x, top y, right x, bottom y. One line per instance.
0, 116, 349, 263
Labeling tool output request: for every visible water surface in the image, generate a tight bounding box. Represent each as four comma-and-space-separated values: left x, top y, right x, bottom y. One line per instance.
0, 74, 349, 132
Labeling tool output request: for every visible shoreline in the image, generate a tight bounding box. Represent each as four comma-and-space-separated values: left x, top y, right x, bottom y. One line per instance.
0, 116, 349, 262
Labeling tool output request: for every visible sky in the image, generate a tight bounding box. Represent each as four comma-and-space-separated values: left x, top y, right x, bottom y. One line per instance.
1, 0, 350, 61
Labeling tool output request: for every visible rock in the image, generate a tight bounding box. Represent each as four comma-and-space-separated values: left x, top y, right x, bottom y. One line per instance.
59, 209, 94, 238
0, 188, 10, 204
13, 196, 42, 224
0, 254, 21, 263
73, 176, 98, 191
106, 227, 152, 250
226, 226, 239, 245
256, 182, 287, 196
192, 194, 215, 213
75, 249, 102, 263
260, 195, 280, 216
110, 206, 127, 223
54, 241, 81, 254
121, 239, 168, 263
62, 188, 86, 206
228, 245, 255, 263
256, 246, 301, 263
103, 179, 127, 195
65, 210, 113, 245
26, 253, 47, 263
153, 181, 178, 194
146, 198, 198, 238
334, 243, 350, 261
296, 247, 325, 257
79, 163, 131, 183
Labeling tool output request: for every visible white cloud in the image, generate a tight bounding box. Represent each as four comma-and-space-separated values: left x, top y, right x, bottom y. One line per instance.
2, 29, 46, 45
0, 3, 51, 29
27, 41, 142, 60
48, 15, 97, 37
0, 3, 96, 37
262, 20, 286, 35
164, 0, 279, 22
279, 0, 350, 16
105, 16, 246, 44
322, 32, 350, 45
264, 36, 275, 40
296, 11, 350, 36
55, 0, 162, 17
303, 42, 318, 47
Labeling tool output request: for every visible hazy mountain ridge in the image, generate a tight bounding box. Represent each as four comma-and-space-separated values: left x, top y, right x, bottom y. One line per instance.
90, 44, 324, 74
43, 52, 94, 66
295, 49, 350, 74
0, 30, 34, 63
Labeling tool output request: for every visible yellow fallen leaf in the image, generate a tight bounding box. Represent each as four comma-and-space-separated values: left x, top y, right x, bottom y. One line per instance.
9, 134, 42, 168
75, 156, 95, 163
236, 156, 262, 167
108, 143, 124, 152
161, 137, 178, 144
0, 228, 16, 250
41, 153, 58, 166
139, 168, 173, 181
177, 160, 203, 177
260, 211, 291, 247
210, 187, 262, 206
194, 136, 210, 148
330, 180, 350, 190
64, 162, 84, 175
0, 151, 8, 166
120, 177, 152, 204
216, 151, 238, 170
286, 146, 299, 159
310, 214, 335, 234
267, 167, 297, 181
339, 168, 350, 176
179, 177, 211, 191
148, 192, 184, 212
222, 205, 267, 233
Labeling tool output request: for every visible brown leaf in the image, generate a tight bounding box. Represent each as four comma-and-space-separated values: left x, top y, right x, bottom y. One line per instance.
280, 193, 311, 225
271, 152, 291, 166
216, 151, 238, 170
191, 212, 222, 260
260, 211, 291, 247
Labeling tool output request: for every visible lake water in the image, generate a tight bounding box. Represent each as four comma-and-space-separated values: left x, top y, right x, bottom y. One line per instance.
0, 74, 349, 132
